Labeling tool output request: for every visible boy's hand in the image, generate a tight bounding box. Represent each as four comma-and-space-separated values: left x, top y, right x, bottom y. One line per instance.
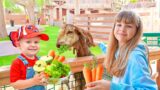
31, 72, 48, 86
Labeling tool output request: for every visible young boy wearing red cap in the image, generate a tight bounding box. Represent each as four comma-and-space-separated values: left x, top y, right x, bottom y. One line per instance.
9, 25, 49, 90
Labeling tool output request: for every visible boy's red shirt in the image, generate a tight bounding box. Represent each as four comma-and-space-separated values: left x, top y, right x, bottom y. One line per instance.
10, 54, 38, 83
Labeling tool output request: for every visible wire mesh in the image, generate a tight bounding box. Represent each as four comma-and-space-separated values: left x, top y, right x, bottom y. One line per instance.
0, 72, 85, 90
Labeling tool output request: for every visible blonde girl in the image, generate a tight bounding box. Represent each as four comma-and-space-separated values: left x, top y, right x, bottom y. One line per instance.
85, 10, 158, 90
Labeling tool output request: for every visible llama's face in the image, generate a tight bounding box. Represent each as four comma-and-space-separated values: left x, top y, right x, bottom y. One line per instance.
57, 24, 79, 47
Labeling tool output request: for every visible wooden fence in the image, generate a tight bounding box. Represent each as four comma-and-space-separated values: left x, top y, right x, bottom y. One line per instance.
73, 12, 150, 43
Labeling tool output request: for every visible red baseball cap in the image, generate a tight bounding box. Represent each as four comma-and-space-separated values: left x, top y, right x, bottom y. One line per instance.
9, 25, 49, 47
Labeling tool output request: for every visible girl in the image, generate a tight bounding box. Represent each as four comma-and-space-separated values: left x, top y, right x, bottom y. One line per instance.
85, 10, 158, 90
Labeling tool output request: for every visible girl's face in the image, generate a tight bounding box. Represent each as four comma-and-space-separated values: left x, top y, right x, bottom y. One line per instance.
114, 21, 137, 46
18, 37, 40, 58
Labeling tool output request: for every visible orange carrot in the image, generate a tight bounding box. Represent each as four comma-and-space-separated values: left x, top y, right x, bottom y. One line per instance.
58, 56, 65, 62
92, 67, 96, 82
54, 55, 59, 60
96, 64, 104, 81
44, 73, 50, 79
92, 56, 98, 81
83, 63, 92, 83
48, 50, 55, 58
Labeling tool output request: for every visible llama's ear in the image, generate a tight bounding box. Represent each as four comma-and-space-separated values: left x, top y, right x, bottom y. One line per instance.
74, 25, 85, 37
75, 26, 95, 47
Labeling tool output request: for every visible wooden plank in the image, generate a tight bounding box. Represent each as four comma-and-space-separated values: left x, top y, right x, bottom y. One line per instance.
93, 37, 108, 40
88, 13, 117, 17
149, 47, 160, 60
89, 20, 114, 23
0, 66, 10, 86
75, 25, 113, 29
89, 25, 113, 28
92, 37, 108, 42
0, 78, 10, 86
0, 66, 10, 79
76, 25, 89, 28
74, 20, 114, 23
75, 14, 89, 17
73, 20, 89, 23
90, 31, 110, 34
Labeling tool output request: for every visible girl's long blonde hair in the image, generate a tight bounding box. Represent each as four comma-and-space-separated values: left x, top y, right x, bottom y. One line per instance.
105, 10, 143, 77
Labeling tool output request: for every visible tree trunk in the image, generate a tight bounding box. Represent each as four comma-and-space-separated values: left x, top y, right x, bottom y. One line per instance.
25, 0, 35, 25
14, 0, 36, 25
0, 0, 8, 38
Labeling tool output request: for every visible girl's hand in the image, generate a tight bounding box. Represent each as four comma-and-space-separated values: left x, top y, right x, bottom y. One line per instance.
31, 72, 48, 86
85, 80, 111, 90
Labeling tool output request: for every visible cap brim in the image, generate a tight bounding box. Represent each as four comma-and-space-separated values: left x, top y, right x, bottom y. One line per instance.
39, 34, 49, 41
24, 32, 49, 41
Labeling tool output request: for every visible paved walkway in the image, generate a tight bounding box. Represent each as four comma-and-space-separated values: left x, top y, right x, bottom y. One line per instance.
0, 25, 22, 56
0, 41, 20, 56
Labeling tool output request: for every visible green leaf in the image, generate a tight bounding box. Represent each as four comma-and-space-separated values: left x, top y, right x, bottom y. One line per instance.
57, 45, 70, 55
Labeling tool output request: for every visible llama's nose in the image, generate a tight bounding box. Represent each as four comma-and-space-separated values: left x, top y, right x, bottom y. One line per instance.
56, 42, 61, 48
57, 40, 64, 48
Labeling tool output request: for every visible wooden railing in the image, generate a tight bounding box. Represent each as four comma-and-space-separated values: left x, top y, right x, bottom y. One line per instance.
1, 48, 160, 87
0, 66, 10, 86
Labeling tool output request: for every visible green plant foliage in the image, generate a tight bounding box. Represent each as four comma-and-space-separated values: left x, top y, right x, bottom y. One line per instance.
35, 0, 45, 12
36, 0, 45, 7
3, 0, 15, 9
130, 0, 138, 3
3, 0, 23, 13
12, 5, 24, 13
0, 36, 10, 41
57, 45, 69, 55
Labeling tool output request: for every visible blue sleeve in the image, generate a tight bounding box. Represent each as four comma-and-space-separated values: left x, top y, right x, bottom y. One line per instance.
98, 42, 107, 54
110, 51, 158, 90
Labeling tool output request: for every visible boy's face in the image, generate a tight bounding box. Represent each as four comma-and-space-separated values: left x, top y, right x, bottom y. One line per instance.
18, 37, 40, 58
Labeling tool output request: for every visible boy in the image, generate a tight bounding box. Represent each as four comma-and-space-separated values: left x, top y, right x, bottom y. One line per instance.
9, 25, 49, 90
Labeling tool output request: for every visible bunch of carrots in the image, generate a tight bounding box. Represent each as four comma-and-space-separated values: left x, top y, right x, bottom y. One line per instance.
48, 45, 69, 63
48, 50, 65, 63
83, 57, 104, 84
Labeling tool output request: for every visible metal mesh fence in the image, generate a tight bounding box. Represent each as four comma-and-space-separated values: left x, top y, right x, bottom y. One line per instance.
0, 72, 85, 90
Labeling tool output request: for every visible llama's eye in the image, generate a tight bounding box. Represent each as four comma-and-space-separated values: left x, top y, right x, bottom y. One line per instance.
67, 31, 73, 34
